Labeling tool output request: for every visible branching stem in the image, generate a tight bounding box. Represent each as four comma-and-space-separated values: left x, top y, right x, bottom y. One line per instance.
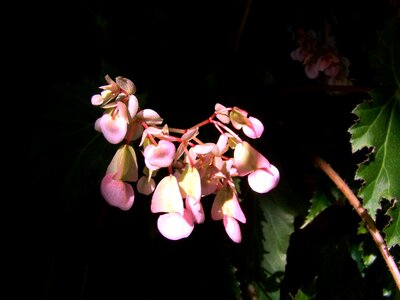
311, 153, 400, 290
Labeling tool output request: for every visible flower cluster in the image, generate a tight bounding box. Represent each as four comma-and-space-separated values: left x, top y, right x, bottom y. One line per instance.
91, 75, 280, 243
290, 25, 353, 86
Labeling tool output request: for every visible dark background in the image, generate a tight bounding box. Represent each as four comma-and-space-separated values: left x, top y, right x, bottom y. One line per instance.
19, 0, 398, 299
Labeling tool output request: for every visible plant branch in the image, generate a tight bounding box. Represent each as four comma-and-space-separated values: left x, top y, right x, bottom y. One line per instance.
310, 153, 400, 290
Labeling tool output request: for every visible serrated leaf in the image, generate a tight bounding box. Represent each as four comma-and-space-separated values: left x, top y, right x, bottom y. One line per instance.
258, 193, 295, 299
348, 17, 400, 220
301, 187, 333, 229
348, 96, 400, 219
383, 200, 400, 249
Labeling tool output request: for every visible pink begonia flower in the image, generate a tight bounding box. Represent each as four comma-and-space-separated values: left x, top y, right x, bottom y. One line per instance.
127, 95, 139, 122
242, 116, 264, 139
185, 195, 205, 224
324, 64, 340, 77
215, 103, 231, 124
136, 109, 163, 125
151, 175, 194, 240
144, 140, 176, 171
106, 144, 138, 182
305, 63, 320, 79
115, 76, 136, 95
223, 215, 242, 243
317, 53, 340, 72
247, 165, 280, 193
91, 75, 120, 106
179, 166, 204, 224
156, 210, 194, 240
211, 185, 246, 243
151, 175, 184, 215
234, 141, 280, 193
100, 172, 134, 211
229, 107, 264, 139
95, 113, 127, 144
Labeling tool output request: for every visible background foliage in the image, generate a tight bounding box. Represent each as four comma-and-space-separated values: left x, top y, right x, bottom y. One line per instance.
24, 0, 399, 299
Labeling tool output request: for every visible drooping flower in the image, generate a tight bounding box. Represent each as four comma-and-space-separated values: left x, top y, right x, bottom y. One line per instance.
211, 185, 246, 243
179, 166, 204, 224
151, 175, 194, 240
100, 172, 134, 211
229, 106, 264, 139
234, 141, 280, 193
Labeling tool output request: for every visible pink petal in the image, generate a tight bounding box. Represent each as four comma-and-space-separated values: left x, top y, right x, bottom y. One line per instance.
186, 195, 205, 224
157, 210, 194, 240
151, 175, 184, 214
234, 142, 270, 176
223, 215, 242, 243
242, 116, 264, 139
91, 94, 103, 106
100, 173, 134, 210
305, 63, 319, 79
144, 140, 176, 171
99, 114, 127, 144
211, 186, 246, 223
247, 164, 280, 193
215, 103, 230, 124
127, 95, 139, 120
106, 144, 138, 182
137, 109, 163, 125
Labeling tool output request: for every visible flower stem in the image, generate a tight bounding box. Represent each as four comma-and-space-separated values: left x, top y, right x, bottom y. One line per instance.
311, 153, 400, 290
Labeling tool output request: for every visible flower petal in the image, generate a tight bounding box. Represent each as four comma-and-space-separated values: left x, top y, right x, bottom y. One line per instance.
100, 173, 134, 211
157, 211, 194, 240
144, 140, 176, 170
234, 141, 270, 176
242, 116, 264, 139
186, 195, 205, 224
98, 114, 127, 144
247, 165, 280, 193
151, 175, 184, 214
223, 215, 242, 243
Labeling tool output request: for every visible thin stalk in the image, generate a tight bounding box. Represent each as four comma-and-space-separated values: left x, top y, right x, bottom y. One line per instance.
311, 153, 400, 290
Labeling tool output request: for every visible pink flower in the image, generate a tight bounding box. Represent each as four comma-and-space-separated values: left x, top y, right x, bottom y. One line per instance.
151, 175, 195, 240
234, 141, 280, 193
100, 172, 134, 211
178, 166, 204, 224
229, 107, 264, 139
144, 140, 176, 171
95, 113, 127, 144
156, 210, 195, 240
211, 186, 246, 243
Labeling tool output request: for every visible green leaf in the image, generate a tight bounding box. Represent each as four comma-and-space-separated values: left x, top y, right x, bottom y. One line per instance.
293, 289, 315, 300
383, 200, 400, 249
348, 97, 400, 219
348, 17, 400, 220
258, 192, 295, 299
349, 238, 377, 276
301, 185, 337, 229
